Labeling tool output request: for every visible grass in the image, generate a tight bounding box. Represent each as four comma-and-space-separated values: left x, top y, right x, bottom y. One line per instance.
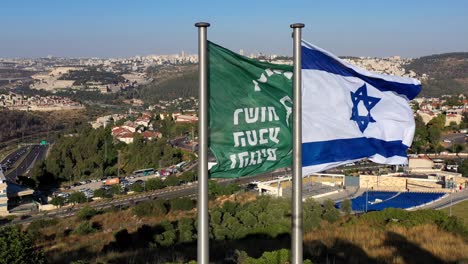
304, 219, 468, 263
441, 200, 468, 225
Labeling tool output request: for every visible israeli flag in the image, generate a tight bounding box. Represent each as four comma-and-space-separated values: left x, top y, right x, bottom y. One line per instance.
301, 40, 421, 175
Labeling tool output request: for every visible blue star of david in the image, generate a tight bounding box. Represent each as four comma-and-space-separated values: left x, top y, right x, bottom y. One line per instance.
350, 84, 381, 132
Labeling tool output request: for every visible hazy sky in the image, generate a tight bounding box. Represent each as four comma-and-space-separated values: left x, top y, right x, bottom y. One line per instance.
1, 0, 467, 58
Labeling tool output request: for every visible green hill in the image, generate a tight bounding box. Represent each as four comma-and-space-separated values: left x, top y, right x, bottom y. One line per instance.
139, 66, 198, 103
405, 52, 468, 97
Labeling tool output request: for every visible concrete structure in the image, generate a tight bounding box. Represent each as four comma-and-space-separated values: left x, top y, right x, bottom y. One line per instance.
408, 156, 434, 170
0, 169, 8, 215
360, 174, 448, 192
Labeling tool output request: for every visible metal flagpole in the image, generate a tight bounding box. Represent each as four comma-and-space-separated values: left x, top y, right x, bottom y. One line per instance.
195, 21, 210, 264
291, 22, 304, 264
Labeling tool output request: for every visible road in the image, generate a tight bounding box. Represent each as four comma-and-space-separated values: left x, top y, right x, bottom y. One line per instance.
442, 133, 467, 146
0, 146, 29, 171
4, 145, 48, 182
2, 169, 286, 227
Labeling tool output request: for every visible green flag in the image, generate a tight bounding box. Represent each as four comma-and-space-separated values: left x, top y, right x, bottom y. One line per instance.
208, 41, 293, 178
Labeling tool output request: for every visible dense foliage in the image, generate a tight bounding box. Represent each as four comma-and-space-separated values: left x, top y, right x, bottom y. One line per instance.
239, 249, 313, 264
0, 226, 46, 264
0, 110, 53, 143
31, 124, 183, 186
411, 114, 446, 153
140, 70, 197, 103
58, 68, 125, 85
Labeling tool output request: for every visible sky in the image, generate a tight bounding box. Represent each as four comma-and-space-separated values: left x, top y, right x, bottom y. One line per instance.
1, 0, 467, 58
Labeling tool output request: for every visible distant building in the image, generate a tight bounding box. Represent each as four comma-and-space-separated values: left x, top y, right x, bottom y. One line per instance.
0, 169, 7, 215
173, 114, 198, 123
445, 114, 462, 126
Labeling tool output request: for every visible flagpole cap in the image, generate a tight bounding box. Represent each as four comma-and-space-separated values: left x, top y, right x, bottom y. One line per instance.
290, 23, 305, 28
195, 22, 210, 27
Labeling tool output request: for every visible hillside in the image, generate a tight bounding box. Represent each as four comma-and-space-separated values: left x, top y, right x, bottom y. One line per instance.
405, 52, 468, 97
139, 65, 198, 103
139, 52, 468, 101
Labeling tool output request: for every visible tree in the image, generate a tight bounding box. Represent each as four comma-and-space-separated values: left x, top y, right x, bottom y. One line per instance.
50, 196, 65, 207
69, 192, 87, 204
412, 115, 431, 154
322, 199, 340, 223
303, 198, 323, 232
459, 159, 468, 177
453, 144, 465, 155
461, 112, 468, 129
341, 199, 352, 215
154, 221, 176, 247
145, 178, 165, 190
0, 226, 46, 264
109, 184, 122, 195
177, 218, 195, 243
180, 171, 196, 183
449, 121, 459, 131
94, 188, 111, 198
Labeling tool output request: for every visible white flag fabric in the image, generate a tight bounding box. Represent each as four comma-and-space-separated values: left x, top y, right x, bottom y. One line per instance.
301, 40, 421, 175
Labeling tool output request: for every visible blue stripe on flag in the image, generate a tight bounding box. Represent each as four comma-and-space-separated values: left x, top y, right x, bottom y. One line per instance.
302, 138, 408, 167
302, 46, 421, 100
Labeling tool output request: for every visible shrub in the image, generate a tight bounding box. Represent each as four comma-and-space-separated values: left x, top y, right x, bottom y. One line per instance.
77, 206, 98, 221
169, 197, 195, 212
165, 176, 180, 187
322, 199, 340, 223
73, 222, 97, 235
208, 180, 240, 197
145, 178, 165, 190
27, 218, 59, 240
437, 216, 468, 236
133, 200, 168, 217
341, 199, 352, 215
130, 182, 144, 192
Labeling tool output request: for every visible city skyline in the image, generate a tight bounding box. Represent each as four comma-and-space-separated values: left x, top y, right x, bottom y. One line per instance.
1, 0, 468, 58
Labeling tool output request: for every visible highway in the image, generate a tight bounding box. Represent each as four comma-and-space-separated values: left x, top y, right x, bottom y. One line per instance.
0, 146, 29, 171
3, 145, 48, 182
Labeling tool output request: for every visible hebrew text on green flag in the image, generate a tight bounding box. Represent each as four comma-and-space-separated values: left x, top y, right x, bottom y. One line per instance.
208, 41, 293, 178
